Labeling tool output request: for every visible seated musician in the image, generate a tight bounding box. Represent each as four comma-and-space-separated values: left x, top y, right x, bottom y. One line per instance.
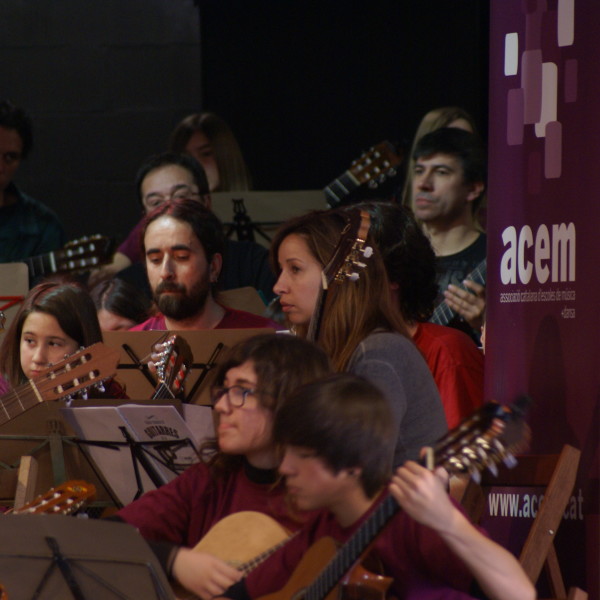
220, 374, 535, 600
114, 333, 331, 599
0, 281, 125, 398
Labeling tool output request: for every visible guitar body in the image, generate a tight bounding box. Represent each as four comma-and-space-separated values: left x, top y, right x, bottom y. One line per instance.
258, 537, 391, 600
193, 511, 290, 570
173, 511, 291, 600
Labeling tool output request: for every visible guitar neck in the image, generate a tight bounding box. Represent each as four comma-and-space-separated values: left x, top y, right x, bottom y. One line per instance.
305, 494, 397, 600
430, 259, 487, 327
0, 382, 42, 427
323, 171, 360, 208
23, 253, 58, 280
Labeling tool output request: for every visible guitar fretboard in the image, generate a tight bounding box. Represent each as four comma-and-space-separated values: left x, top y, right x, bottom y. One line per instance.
0, 383, 41, 427
430, 259, 487, 327
305, 495, 397, 600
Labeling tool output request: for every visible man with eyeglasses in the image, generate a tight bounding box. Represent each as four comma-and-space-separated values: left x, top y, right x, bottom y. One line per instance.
0, 100, 66, 262
102, 153, 276, 303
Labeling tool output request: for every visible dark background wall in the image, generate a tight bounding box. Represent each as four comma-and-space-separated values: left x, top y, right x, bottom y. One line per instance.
0, 0, 488, 245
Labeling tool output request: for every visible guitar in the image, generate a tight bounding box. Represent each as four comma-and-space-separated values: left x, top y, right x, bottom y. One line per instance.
259, 396, 531, 600
430, 258, 487, 327
150, 335, 194, 400
8, 480, 96, 516
324, 141, 403, 208
0, 342, 121, 427
23, 234, 112, 281
307, 209, 373, 342
174, 512, 292, 600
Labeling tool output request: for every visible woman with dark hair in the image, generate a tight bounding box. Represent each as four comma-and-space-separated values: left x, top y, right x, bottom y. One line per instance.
90, 277, 153, 331
0, 282, 125, 398
270, 209, 447, 467
115, 333, 331, 599
168, 112, 252, 192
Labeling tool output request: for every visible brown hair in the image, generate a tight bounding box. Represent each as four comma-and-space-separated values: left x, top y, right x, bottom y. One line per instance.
202, 333, 331, 476
0, 282, 103, 386
168, 112, 252, 191
274, 373, 395, 498
270, 209, 410, 371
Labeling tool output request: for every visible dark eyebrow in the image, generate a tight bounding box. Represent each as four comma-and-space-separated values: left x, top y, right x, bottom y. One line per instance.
146, 244, 192, 257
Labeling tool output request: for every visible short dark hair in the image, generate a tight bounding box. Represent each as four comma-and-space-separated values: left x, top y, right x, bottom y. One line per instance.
0, 99, 33, 159
356, 202, 438, 322
89, 277, 152, 325
135, 152, 210, 207
142, 196, 224, 260
274, 373, 395, 498
413, 127, 487, 186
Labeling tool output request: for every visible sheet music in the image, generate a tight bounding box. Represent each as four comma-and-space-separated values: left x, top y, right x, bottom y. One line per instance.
62, 404, 214, 505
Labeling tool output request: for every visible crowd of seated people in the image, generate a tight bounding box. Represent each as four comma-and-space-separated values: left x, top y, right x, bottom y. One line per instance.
0, 100, 534, 600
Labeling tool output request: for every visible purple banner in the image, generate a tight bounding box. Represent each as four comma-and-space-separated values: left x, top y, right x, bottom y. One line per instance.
488, 1, 599, 597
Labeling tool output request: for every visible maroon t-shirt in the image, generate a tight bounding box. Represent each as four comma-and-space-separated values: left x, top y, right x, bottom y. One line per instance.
129, 306, 281, 331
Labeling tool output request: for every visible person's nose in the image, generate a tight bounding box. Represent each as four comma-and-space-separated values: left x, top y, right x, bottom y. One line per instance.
273, 271, 288, 296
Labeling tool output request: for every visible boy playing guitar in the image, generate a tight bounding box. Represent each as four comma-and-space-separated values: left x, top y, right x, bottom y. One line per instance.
217, 374, 534, 600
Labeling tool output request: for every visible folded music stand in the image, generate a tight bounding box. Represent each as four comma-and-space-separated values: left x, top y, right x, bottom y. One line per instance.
0, 515, 175, 600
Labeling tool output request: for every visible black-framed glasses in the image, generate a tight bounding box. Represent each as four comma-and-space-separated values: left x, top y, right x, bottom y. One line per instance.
210, 385, 260, 408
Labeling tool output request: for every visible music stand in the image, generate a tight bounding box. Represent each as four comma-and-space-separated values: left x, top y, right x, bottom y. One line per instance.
0, 515, 175, 600
102, 329, 273, 404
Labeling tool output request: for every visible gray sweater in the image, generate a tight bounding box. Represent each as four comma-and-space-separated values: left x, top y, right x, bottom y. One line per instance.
348, 331, 448, 466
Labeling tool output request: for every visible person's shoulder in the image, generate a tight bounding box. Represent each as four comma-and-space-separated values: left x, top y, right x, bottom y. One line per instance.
129, 314, 165, 331
16, 188, 62, 222
218, 307, 282, 330
417, 322, 482, 352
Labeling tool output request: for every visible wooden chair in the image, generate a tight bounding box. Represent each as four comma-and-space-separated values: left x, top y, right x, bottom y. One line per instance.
456, 444, 587, 600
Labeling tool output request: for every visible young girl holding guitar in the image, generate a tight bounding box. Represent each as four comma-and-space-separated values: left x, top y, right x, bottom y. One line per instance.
0, 282, 126, 398
271, 209, 447, 466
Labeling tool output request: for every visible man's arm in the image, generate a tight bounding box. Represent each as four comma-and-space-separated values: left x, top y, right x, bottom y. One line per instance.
389, 462, 535, 600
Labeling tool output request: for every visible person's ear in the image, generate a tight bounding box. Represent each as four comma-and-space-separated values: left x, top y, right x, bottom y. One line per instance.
466, 181, 485, 203
209, 253, 223, 284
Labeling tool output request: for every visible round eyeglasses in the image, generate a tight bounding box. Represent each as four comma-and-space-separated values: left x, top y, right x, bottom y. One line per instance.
210, 385, 260, 408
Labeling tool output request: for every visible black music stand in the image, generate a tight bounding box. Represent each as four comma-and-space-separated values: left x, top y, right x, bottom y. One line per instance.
0, 515, 175, 600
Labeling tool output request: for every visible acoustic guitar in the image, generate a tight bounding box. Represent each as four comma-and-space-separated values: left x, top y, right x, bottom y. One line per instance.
8, 480, 96, 516
430, 258, 487, 327
324, 142, 403, 208
258, 396, 531, 600
150, 334, 193, 400
23, 234, 112, 281
174, 512, 291, 600
307, 208, 372, 342
0, 342, 120, 426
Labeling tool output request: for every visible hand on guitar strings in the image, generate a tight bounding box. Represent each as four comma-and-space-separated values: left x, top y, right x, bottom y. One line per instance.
443, 279, 486, 332
388, 461, 459, 534
171, 548, 242, 600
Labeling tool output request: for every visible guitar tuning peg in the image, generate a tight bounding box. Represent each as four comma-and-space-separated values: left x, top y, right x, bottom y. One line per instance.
347, 273, 360, 282
486, 462, 499, 478
362, 246, 373, 258
96, 382, 105, 393
503, 453, 518, 469
352, 260, 367, 270
470, 469, 481, 484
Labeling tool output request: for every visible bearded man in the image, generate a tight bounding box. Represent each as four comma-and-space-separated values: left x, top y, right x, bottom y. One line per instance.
130, 197, 278, 331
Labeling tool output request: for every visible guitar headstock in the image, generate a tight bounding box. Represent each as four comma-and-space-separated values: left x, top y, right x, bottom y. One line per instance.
55, 235, 113, 273
30, 342, 121, 402
12, 480, 96, 515
432, 396, 532, 481
323, 209, 373, 288
348, 141, 403, 188
152, 334, 194, 397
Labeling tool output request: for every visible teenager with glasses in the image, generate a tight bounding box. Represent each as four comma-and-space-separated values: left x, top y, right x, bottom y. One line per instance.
115, 333, 331, 599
